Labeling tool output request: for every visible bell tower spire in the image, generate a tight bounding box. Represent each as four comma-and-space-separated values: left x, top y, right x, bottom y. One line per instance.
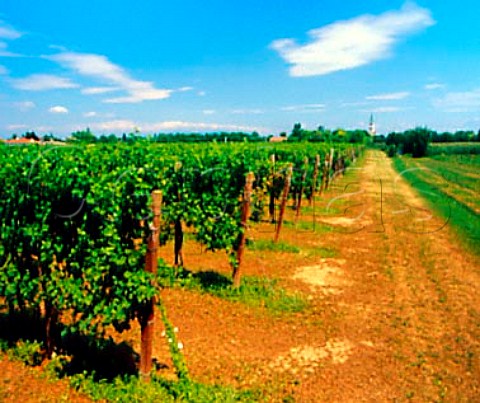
368, 113, 376, 136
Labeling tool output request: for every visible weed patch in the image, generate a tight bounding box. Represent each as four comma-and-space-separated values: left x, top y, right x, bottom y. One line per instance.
157, 265, 307, 314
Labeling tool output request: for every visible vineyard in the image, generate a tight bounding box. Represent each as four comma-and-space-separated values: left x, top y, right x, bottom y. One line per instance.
1, 141, 479, 401
0, 141, 365, 399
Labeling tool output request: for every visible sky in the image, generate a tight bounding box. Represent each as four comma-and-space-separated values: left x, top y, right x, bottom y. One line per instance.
1, 0, 480, 137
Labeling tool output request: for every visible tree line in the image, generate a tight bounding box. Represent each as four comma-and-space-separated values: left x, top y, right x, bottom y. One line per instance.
373, 127, 480, 158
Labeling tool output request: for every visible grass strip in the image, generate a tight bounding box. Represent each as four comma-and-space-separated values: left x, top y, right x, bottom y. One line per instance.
157, 265, 307, 315
393, 156, 480, 256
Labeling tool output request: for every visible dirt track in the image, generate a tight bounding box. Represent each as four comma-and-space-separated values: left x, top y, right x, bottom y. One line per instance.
284, 149, 480, 401
156, 149, 480, 401
1, 150, 479, 402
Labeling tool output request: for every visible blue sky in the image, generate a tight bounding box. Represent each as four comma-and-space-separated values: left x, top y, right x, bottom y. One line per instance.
1, 0, 480, 137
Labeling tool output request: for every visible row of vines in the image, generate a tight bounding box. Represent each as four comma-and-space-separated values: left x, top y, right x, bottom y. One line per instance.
0, 141, 362, 376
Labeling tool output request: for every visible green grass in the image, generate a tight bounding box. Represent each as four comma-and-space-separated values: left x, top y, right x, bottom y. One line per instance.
68, 372, 261, 402
284, 219, 334, 233
393, 156, 480, 255
247, 239, 300, 253
428, 143, 480, 156
157, 265, 307, 314
0, 326, 262, 402
305, 246, 337, 258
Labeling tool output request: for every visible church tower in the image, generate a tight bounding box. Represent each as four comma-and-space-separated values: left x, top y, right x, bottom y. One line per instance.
368, 113, 376, 136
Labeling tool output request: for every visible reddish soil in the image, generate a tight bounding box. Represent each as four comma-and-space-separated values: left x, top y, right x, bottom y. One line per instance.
0, 354, 92, 402
2, 150, 479, 401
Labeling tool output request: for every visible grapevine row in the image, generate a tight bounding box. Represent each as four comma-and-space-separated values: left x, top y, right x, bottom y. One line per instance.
0, 141, 362, 368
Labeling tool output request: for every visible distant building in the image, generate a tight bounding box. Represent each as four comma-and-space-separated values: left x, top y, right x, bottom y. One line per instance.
269, 136, 288, 143
4, 138, 39, 145
3, 138, 65, 146
368, 114, 376, 136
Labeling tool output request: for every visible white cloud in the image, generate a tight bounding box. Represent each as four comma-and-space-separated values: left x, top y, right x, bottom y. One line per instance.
271, 3, 434, 77
104, 88, 171, 104
434, 88, 480, 112
0, 22, 22, 57
49, 105, 69, 114
47, 52, 172, 103
14, 101, 36, 111
0, 65, 8, 75
198, 91, 206, 96
0, 22, 21, 39
142, 121, 264, 132
90, 120, 265, 133
83, 111, 115, 119
81, 86, 118, 95
12, 74, 79, 91
0, 41, 22, 57
177, 86, 193, 92
7, 124, 28, 130
366, 91, 410, 100
424, 83, 444, 90
230, 108, 264, 115
281, 104, 326, 112
341, 101, 370, 108
368, 106, 402, 113
91, 120, 136, 131
202, 110, 216, 115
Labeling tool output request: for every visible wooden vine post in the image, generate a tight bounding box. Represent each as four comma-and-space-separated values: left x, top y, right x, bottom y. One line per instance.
274, 164, 293, 243
295, 157, 309, 221
174, 219, 184, 267
309, 154, 320, 206
233, 172, 255, 288
319, 153, 329, 195
44, 300, 58, 358
325, 148, 335, 191
268, 154, 276, 222
140, 190, 162, 381
174, 162, 184, 267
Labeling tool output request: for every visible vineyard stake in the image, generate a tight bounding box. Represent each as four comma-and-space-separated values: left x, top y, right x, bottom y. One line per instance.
325, 148, 334, 191
140, 190, 162, 381
319, 154, 329, 195
174, 218, 184, 267
45, 300, 58, 358
295, 157, 309, 222
233, 172, 255, 288
268, 154, 276, 222
174, 162, 184, 267
309, 154, 320, 206
274, 164, 293, 243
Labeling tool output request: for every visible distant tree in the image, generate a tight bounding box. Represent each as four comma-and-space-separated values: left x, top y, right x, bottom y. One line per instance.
373, 134, 386, 143
403, 127, 432, 158
289, 122, 304, 141
42, 133, 63, 142
24, 131, 40, 141
347, 129, 367, 143
71, 127, 96, 143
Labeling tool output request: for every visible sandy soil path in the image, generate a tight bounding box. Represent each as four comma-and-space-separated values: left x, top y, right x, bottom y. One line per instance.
288, 149, 480, 401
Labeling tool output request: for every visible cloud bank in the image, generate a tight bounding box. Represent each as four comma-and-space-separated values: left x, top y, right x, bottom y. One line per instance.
366, 91, 410, 100
89, 120, 264, 133
271, 3, 434, 77
12, 74, 79, 90
49, 105, 69, 114
47, 52, 172, 103
0, 21, 22, 57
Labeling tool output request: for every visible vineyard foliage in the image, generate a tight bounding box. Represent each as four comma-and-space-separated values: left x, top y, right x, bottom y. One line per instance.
0, 142, 362, 344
